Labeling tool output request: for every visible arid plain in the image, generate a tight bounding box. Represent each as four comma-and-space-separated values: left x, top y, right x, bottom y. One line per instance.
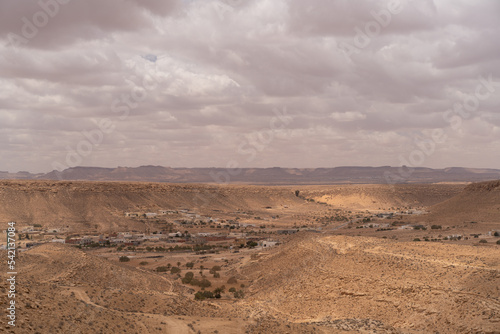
1, 180, 499, 333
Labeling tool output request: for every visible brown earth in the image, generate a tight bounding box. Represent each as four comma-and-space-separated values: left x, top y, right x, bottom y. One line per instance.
240, 233, 500, 333
299, 183, 465, 211
0, 181, 465, 231
2, 234, 499, 333
424, 180, 500, 224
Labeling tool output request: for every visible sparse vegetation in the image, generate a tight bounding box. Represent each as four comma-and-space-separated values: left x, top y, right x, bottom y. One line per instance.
119, 256, 130, 262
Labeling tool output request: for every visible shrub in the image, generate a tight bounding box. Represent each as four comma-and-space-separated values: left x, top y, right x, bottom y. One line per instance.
494, 231, 499, 237
246, 241, 258, 248
170, 267, 181, 274
182, 272, 194, 284
139, 261, 148, 266
156, 266, 169, 273
228, 287, 236, 293
186, 262, 194, 268
413, 238, 421, 242
199, 278, 212, 288
431, 225, 442, 230
213, 272, 220, 278
119, 256, 130, 262
497, 240, 500, 245
227, 277, 238, 284
233, 290, 244, 299
210, 265, 221, 273
479, 239, 487, 244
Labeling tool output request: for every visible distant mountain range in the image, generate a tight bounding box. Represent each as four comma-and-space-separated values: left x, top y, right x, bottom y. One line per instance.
1, 166, 500, 184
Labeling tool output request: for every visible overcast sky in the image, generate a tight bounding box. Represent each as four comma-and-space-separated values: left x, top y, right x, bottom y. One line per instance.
0, 0, 499, 173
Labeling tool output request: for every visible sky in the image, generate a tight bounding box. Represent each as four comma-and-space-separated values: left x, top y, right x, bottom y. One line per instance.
0, 0, 499, 173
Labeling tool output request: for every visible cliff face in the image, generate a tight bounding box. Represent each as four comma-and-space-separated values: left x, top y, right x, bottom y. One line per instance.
0, 180, 304, 231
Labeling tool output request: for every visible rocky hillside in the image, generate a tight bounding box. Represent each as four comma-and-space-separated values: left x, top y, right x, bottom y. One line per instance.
0, 180, 307, 231
299, 183, 464, 210
0, 181, 464, 231
426, 180, 500, 223
240, 234, 500, 333
0, 244, 247, 333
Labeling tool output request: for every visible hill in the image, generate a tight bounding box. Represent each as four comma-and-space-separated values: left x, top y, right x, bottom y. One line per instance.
298, 183, 464, 211
0, 181, 464, 231
4, 165, 500, 184
425, 180, 500, 223
0, 243, 248, 333
240, 234, 500, 333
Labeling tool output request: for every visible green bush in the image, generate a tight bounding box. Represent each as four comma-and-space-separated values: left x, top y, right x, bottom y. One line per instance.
246, 241, 258, 248
182, 272, 194, 284
228, 287, 236, 293
194, 291, 214, 300
119, 256, 130, 262
496, 240, 500, 245
479, 239, 487, 244
494, 231, 499, 237
413, 238, 421, 242
186, 262, 194, 268
431, 225, 442, 230
170, 267, 181, 274
139, 261, 148, 266
156, 266, 169, 272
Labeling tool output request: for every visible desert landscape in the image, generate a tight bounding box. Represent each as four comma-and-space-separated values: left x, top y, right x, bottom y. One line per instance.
2, 1, 500, 333
1, 178, 499, 333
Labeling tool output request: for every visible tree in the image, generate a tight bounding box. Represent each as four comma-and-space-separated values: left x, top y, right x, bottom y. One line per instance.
214, 286, 225, 298
182, 272, 194, 284
119, 256, 130, 262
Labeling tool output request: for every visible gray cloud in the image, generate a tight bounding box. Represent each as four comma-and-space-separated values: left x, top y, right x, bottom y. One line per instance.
0, 0, 499, 173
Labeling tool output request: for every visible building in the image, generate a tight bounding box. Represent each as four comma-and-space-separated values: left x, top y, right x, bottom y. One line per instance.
259, 240, 280, 248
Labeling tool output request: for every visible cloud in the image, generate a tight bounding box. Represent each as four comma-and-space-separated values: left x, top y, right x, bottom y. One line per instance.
0, 0, 499, 172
